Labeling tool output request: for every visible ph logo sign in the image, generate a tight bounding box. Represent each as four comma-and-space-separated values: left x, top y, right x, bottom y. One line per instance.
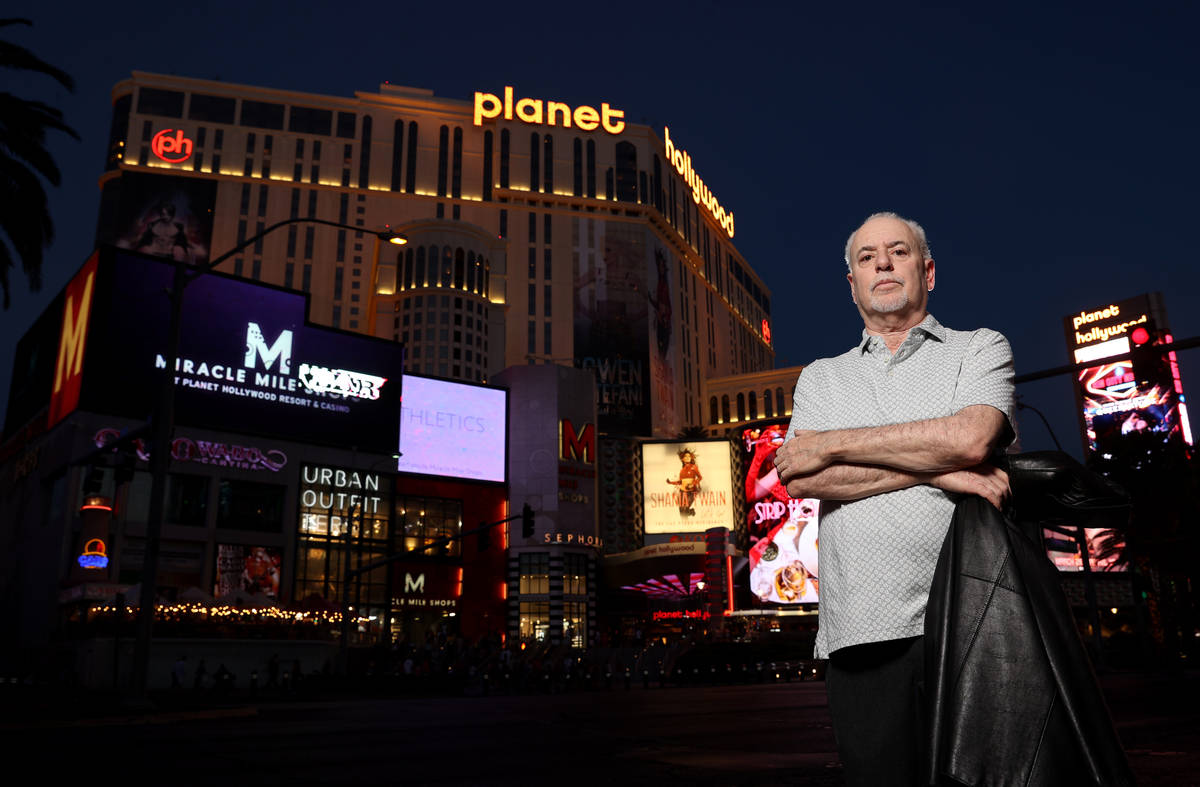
151, 129, 194, 163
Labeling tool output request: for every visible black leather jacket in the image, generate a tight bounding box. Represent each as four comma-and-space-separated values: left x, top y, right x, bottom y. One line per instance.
924, 461, 1135, 785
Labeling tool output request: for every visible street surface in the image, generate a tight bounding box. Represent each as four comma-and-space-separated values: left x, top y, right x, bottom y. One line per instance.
5, 673, 1199, 785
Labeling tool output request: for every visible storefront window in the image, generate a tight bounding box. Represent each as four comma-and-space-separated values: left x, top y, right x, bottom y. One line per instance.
396, 496, 461, 557
167, 473, 209, 527
563, 600, 586, 648
564, 553, 588, 596
520, 600, 550, 642
519, 552, 549, 594
296, 464, 393, 630
217, 479, 284, 531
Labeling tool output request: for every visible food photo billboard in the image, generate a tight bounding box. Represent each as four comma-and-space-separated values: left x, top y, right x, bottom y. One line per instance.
738, 421, 820, 605
641, 439, 733, 536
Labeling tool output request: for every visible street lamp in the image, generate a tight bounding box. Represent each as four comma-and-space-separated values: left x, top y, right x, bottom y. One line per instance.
129, 218, 405, 699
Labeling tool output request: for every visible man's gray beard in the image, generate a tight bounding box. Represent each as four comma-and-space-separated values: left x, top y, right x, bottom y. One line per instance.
869, 289, 909, 313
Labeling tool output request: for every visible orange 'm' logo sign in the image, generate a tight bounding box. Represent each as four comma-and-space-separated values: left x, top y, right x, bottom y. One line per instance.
151, 128, 194, 163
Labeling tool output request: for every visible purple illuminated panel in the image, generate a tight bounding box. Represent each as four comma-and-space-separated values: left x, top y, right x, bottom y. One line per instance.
397, 374, 507, 483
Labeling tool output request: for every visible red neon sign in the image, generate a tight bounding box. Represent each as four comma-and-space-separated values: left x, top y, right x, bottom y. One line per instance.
761, 319, 772, 345
560, 419, 596, 463
151, 128, 194, 163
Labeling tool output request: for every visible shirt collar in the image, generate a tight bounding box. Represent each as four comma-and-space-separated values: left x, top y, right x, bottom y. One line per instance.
858, 313, 946, 354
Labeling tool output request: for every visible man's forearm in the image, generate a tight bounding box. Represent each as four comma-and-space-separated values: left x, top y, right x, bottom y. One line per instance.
819, 405, 1005, 473
785, 462, 931, 502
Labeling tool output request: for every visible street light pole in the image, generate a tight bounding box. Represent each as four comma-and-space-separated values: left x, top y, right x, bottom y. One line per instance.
129, 218, 405, 699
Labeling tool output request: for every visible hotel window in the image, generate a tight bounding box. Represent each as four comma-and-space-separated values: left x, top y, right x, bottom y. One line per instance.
286, 226, 297, 257
246, 132, 256, 155
137, 87, 183, 118
251, 257, 262, 280
358, 115, 372, 189
544, 248, 552, 280
289, 106, 332, 136
253, 221, 265, 254
336, 111, 356, 139
338, 193, 348, 224
390, 119, 404, 191
763, 389, 773, 418
307, 190, 317, 217
332, 306, 341, 326
302, 264, 312, 291
240, 100, 284, 130
777, 387, 786, 416
104, 93, 131, 171
586, 139, 596, 198
166, 474, 209, 527
543, 321, 552, 355
483, 130, 494, 201
520, 601, 551, 643
257, 185, 268, 217
415, 246, 426, 286
722, 395, 731, 422
519, 552, 550, 594
572, 138, 583, 196
405, 121, 418, 193
233, 258, 243, 276
709, 397, 719, 424
188, 93, 235, 124
499, 129, 510, 188
615, 141, 638, 202
437, 125, 448, 197
454, 248, 465, 289
529, 132, 540, 193
304, 226, 314, 259
334, 267, 344, 299
528, 321, 536, 355
239, 184, 251, 214
285, 262, 294, 288
543, 135, 553, 193
543, 284, 551, 317
452, 126, 463, 198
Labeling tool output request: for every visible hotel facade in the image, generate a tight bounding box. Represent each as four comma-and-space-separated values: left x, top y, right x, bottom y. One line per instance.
95, 72, 775, 437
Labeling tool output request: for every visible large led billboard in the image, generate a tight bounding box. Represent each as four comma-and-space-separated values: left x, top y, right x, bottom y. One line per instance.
77, 249, 405, 454
738, 421, 820, 604
642, 439, 733, 535
1063, 293, 1192, 457
397, 374, 507, 483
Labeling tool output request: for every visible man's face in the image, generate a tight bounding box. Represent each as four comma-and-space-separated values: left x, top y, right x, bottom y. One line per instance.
846, 216, 935, 323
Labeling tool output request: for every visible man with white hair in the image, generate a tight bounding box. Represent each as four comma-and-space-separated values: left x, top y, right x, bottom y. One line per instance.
773, 212, 1015, 786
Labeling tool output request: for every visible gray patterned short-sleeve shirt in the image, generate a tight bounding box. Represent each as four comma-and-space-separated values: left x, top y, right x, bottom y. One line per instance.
786, 314, 1015, 658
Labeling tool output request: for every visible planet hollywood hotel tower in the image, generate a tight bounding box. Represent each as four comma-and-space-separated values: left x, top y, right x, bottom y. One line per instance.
94, 73, 775, 644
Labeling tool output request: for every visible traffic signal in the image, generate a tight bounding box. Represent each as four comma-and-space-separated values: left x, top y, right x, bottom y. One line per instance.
521, 503, 535, 538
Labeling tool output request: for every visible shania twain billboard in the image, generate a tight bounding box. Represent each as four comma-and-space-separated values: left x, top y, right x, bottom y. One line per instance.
641, 439, 733, 537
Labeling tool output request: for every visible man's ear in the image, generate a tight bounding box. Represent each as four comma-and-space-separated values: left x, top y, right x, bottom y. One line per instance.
847, 271, 857, 304
925, 258, 935, 292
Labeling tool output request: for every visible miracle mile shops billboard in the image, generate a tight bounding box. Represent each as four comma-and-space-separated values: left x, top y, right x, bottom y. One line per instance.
61, 249, 405, 454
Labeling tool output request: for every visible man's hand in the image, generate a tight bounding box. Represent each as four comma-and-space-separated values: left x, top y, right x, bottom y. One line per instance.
930, 463, 1011, 510
773, 429, 831, 482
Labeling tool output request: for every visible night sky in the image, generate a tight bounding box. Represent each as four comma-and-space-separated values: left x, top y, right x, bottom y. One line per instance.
4, 1, 1198, 458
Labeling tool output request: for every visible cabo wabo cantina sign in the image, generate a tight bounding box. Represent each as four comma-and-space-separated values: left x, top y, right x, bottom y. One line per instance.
78, 250, 404, 454
471, 86, 733, 238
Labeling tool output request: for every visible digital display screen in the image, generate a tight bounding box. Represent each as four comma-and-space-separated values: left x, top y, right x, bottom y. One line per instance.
396, 374, 507, 483
79, 250, 404, 454
739, 422, 820, 604
641, 440, 733, 535
1043, 528, 1126, 573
